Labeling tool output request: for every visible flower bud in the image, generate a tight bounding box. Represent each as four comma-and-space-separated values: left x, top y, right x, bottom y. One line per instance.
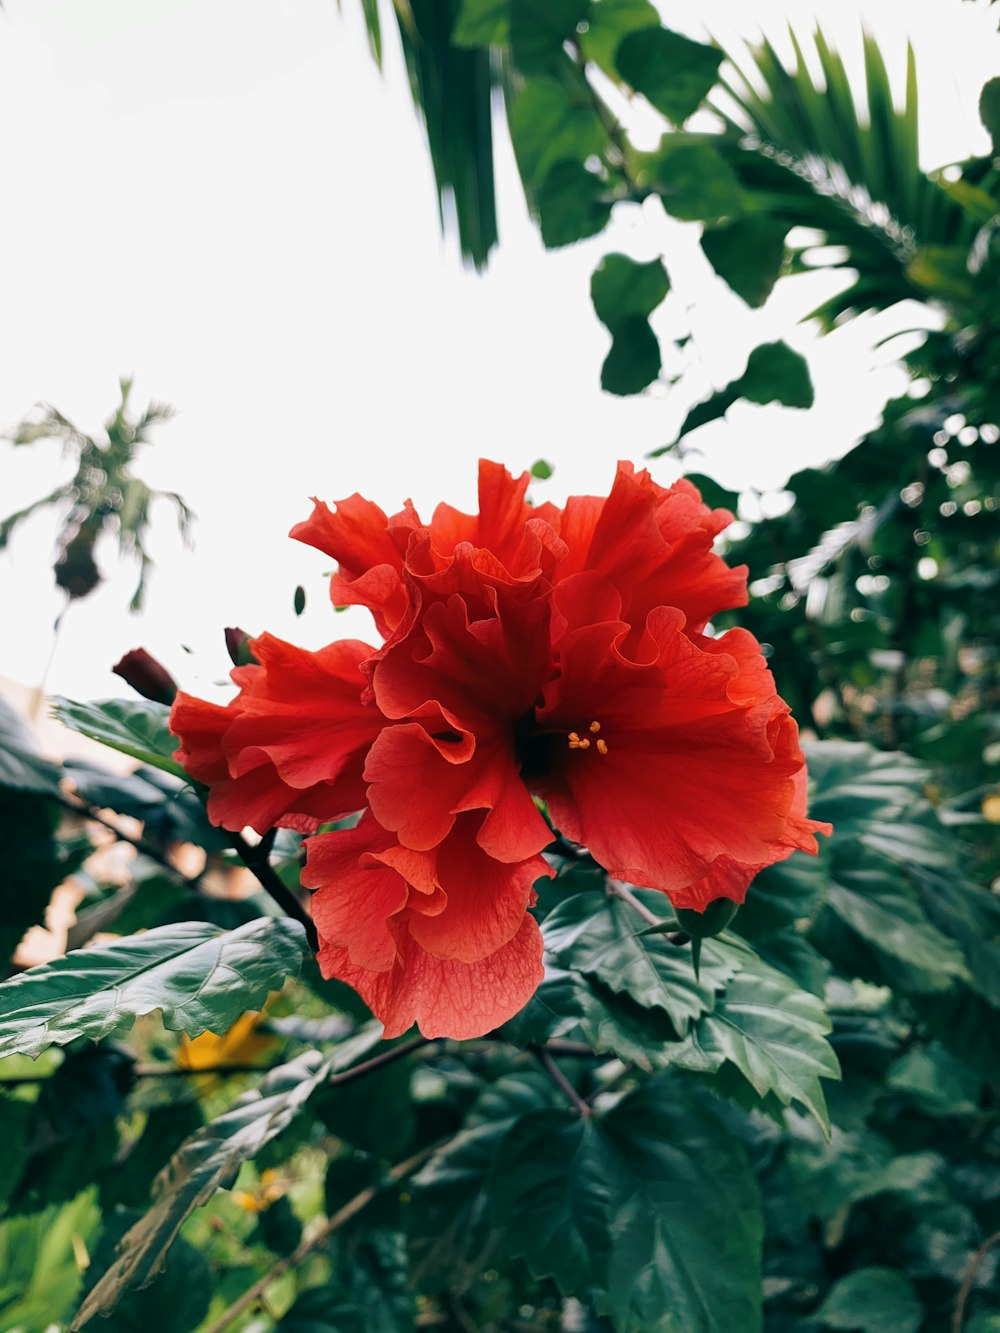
224, 627, 258, 667
675, 898, 741, 980
112, 648, 178, 704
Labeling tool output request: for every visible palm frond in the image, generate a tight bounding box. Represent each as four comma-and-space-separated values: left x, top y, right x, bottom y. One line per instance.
715, 26, 995, 327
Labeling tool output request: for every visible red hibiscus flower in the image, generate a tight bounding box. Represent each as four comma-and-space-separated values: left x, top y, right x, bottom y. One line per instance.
170, 460, 830, 1039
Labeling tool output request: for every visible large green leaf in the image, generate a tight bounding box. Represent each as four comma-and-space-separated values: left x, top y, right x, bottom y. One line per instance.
700, 216, 788, 307
409, 1072, 554, 1290
53, 697, 186, 780
489, 1077, 763, 1332
591, 254, 670, 393
536, 159, 614, 248
815, 1267, 923, 1333
663, 340, 814, 449
541, 888, 744, 1034
70, 1036, 381, 1328
509, 77, 608, 188
651, 140, 743, 222
616, 28, 722, 124
0, 917, 308, 1058
510, 0, 589, 75
579, 0, 659, 78
677, 956, 840, 1135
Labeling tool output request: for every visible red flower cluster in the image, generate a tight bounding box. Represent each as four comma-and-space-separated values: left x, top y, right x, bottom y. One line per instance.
170, 462, 829, 1038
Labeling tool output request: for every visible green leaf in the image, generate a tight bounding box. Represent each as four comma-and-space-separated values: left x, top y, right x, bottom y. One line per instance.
510, 0, 590, 75
0, 917, 308, 1059
81, 1216, 211, 1333
616, 28, 723, 124
509, 78, 608, 189
489, 1077, 762, 1331
530, 457, 554, 479
536, 159, 614, 248
579, 0, 659, 78
979, 77, 1000, 154
0, 1096, 33, 1207
409, 1072, 553, 1291
701, 217, 788, 307
738, 341, 814, 407
600, 315, 662, 394
0, 1194, 100, 1331
0, 692, 62, 795
71, 1048, 344, 1328
0, 791, 71, 967
453, 0, 509, 49
541, 888, 744, 1035
679, 956, 840, 1135
653, 141, 743, 222
592, 252, 669, 323
673, 340, 813, 441
53, 696, 186, 780
815, 1267, 922, 1333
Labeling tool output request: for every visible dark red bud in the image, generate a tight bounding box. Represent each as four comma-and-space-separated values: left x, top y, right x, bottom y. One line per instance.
224, 627, 259, 667
112, 648, 178, 705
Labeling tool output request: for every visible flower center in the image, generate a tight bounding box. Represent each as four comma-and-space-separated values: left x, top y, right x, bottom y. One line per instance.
567, 720, 608, 754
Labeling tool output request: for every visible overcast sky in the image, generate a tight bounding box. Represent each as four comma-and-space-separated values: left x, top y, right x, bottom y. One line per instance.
1, 0, 997, 705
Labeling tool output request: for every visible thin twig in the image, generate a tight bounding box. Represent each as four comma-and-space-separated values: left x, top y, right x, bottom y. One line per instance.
201, 1140, 443, 1333
54, 792, 202, 888
230, 831, 318, 951
530, 1045, 591, 1118
953, 1228, 1000, 1333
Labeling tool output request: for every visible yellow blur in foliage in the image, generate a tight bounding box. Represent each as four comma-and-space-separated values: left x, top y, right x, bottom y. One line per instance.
176, 1011, 275, 1092
982, 794, 1000, 824
233, 1169, 285, 1214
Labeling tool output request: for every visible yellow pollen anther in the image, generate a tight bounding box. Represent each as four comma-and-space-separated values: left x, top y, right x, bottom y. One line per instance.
596, 738, 608, 755
568, 731, 581, 743
589, 720, 601, 733
578, 738, 591, 749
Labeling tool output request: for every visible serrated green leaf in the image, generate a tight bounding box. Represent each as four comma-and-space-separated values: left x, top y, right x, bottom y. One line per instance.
679, 956, 839, 1135
701, 217, 788, 307
541, 888, 744, 1034
0, 917, 308, 1058
490, 1078, 762, 1332
53, 696, 186, 780
815, 1267, 922, 1333
409, 1072, 553, 1291
617, 28, 723, 124
71, 1047, 347, 1328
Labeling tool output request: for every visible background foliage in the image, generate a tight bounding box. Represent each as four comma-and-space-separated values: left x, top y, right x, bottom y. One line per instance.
1, 3, 998, 1331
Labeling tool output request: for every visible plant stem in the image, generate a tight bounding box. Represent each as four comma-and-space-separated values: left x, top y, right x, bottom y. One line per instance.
201, 1140, 443, 1333
230, 830, 318, 951
952, 1228, 1000, 1333
530, 1044, 591, 1118
54, 792, 202, 889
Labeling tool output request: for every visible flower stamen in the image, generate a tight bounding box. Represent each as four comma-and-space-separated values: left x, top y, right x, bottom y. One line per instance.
596, 738, 608, 755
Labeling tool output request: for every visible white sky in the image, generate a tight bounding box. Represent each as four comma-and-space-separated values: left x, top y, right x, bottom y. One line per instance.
1, 0, 997, 704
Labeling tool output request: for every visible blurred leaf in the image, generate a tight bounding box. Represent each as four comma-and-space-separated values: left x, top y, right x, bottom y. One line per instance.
53, 697, 185, 780
979, 76, 1000, 154
453, 0, 509, 48
80, 1215, 211, 1333
616, 28, 723, 123
0, 1194, 100, 1331
536, 159, 614, 248
100, 1101, 204, 1211
510, 0, 589, 75
814, 1267, 922, 1333
0, 692, 62, 795
591, 253, 669, 393
579, 0, 659, 77
0, 790, 69, 967
0, 917, 307, 1058
71, 1048, 344, 1328
509, 78, 607, 188
671, 341, 813, 444
600, 315, 662, 394
652, 140, 743, 222
490, 1077, 762, 1331
701, 217, 788, 307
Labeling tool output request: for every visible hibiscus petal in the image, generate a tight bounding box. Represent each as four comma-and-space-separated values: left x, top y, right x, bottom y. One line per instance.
318, 913, 544, 1039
